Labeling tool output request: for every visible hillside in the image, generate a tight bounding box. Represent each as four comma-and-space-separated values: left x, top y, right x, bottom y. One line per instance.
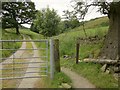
54, 16, 109, 59
1, 29, 22, 59
1, 16, 109, 60
53, 17, 118, 88
1, 29, 43, 59
71, 16, 109, 31
1, 16, 118, 88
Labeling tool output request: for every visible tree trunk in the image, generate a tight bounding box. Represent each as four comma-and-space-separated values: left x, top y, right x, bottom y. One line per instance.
100, 2, 120, 60
83, 58, 120, 65
16, 24, 20, 34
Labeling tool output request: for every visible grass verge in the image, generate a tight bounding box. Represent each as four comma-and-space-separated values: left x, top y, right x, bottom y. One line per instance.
54, 26, 108, 57
1, 29, 22, 59
34, 72, 72, 88
61, 58, 118, 88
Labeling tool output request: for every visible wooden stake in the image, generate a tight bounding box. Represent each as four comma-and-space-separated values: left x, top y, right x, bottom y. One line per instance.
76, 38, 80, 64
54, 39, 60, 72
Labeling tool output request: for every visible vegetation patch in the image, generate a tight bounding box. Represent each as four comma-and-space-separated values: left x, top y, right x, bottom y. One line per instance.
20, 29, 44, 39
54, 26, 108, 58
61, 58, 118, 88
50, 72, 72, 88
54, 17, 118, 88
1, 29, 22, 59
34, 72, 72, 88
79, 41, 103, 59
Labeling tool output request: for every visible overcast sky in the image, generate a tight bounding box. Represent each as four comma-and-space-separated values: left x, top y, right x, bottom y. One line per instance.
31, 0, 106, 20
24, 0, 106, 28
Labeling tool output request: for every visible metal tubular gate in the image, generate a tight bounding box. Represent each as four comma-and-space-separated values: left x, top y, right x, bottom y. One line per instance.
0, 39, 49, 80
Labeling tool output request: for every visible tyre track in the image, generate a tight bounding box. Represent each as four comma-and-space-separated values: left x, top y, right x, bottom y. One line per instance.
18, 38, 43, 88
61, 67, 96, 88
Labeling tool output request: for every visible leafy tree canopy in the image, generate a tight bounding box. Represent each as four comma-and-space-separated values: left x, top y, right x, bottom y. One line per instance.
68, 0, 120, 20
2, 1, 36, 34
31, 8, 60, 37
70, 0, 120, 59
63, 0, 120, 37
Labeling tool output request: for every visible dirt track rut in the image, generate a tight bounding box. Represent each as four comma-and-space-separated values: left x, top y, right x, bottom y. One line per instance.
1, 37, 43, 88
61, 67, 96, 88
18, 39, 42, 88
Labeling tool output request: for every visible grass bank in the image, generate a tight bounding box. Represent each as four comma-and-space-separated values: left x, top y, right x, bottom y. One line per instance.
1, 29, 22, 59
34, 72, 72, 88
53, 16, 118, 88
61, 58, 118, 88
54, 26, 108, 58
53, 17, 109, 58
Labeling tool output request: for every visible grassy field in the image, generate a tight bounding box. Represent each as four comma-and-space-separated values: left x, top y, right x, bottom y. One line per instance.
1, 16, 117, 88
73, 16, 109, 31
54, 18, 108, 58
1, 28, 43, 58
1, 29, 22, 59
53, 16, 118, 88
1, 16, 109, 60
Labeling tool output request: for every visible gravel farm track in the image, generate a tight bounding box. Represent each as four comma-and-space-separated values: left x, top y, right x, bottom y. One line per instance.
0, 36, 96, 89
0, 37, 44, 88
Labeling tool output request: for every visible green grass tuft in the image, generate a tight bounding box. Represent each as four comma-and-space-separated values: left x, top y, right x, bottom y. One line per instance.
50, 72, 72, 88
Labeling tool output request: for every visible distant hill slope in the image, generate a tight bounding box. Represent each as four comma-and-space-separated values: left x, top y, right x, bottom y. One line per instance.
54, 16, 109, 59
72, 16, 109, 31
1, 16, 109, 59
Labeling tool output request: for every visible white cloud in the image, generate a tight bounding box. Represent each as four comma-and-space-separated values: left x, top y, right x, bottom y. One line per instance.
23, 0, 107, 28
84, 6, 106, 21
31, 0, 72, 17
31, 0, 106, 21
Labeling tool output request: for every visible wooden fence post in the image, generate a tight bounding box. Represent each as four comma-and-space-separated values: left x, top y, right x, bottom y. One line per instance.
0, 20, 2, 88
54, 39, 60, 72
0, 38, 2, 89
50, 39, 60, 79
76, 38, 80, 64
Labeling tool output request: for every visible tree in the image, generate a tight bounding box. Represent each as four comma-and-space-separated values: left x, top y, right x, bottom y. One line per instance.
30, 23, 38, 33
31, 10, 44, 34
31, 8, 60, 37
2, 1, 36, 34
63, 10, 80, 29
70, 18, 80, 28
57, 21, 69, 33
71, 0, 120, 60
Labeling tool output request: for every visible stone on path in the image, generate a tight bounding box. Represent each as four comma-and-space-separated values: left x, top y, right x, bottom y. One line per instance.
61, 83, 72, 88
100, 64, 107, 72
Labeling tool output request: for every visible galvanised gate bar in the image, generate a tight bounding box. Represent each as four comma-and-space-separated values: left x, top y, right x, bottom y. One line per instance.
0, 39, 49, 80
